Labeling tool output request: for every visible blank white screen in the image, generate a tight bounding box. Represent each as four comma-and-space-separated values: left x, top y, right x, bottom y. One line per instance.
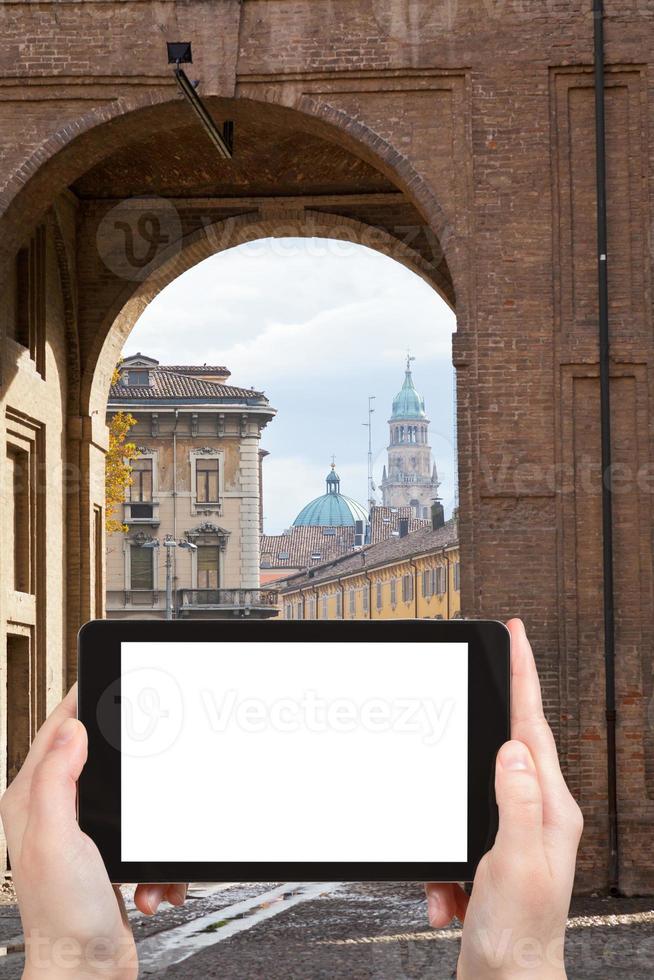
121, 641, 468, 863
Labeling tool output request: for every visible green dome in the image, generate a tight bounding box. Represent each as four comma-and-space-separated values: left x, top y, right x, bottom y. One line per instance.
391, 358, 426, 420
293, 464, 369, 527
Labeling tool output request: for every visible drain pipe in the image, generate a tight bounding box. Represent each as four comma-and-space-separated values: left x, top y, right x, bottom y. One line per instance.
593, 0, 619, 895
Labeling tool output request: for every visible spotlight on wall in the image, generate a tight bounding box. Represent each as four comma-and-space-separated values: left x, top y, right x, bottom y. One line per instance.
166, 41, 234, 159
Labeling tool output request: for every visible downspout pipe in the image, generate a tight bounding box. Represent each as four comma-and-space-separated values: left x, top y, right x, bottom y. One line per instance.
446, 552, 451, 621
364, 570, 372, 620
593, 0, 619, 895
409, 559, 419, 619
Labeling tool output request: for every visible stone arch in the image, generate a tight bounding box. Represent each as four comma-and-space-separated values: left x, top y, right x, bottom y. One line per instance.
0, 92, 459, 300
85, 208, 455, 421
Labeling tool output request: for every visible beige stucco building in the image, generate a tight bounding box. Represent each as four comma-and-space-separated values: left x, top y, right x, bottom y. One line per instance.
106, 354, 277, 620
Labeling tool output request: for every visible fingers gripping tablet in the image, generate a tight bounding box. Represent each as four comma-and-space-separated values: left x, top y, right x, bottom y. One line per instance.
77, 619, 510, 883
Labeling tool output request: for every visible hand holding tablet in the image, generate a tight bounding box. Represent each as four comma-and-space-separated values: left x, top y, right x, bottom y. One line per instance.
427, 620, 584, 978
77, 618, 510, 883
0, 619, 583, 980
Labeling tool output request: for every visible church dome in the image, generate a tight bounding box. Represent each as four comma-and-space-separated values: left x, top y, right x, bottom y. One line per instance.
391, 357, 427, 420
293, 464, 369, 527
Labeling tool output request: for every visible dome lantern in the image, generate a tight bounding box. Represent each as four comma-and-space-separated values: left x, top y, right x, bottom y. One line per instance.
325, 461, 340, 494
293, 460, 368, 528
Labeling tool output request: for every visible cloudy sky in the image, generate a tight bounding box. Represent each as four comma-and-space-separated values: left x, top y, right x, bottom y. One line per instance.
123, 238, 457, 535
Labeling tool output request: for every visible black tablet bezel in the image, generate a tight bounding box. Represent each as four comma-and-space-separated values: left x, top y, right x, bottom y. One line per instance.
78, 618, 510, 883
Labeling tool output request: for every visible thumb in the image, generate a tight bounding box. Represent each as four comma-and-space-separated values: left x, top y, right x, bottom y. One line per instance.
492, 739, 543, 863
25, 717, 88, 842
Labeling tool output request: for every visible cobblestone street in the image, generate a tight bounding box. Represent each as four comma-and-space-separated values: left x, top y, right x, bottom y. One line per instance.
2, 881, 653, 978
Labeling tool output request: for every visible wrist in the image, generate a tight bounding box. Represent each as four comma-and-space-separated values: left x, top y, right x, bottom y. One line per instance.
23, 934, 137, 980
24, 972, 135, 980
24, 967, 136, 980
458, 967, 567, 980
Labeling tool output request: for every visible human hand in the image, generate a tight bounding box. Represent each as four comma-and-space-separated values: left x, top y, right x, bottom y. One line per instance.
425, 619, 584, 979
0, 685, 188, 980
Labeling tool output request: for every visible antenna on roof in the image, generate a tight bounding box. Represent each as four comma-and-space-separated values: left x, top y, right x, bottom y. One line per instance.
362, 395, 377, 512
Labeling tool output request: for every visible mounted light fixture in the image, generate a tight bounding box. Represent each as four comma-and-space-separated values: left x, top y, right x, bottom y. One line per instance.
166, 41, 234, 159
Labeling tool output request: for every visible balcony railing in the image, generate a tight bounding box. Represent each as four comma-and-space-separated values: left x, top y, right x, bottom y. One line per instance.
106, 588, 279, 617
178, 589, 278, 613
106, 589, 163, 610
124, 500, 160, 525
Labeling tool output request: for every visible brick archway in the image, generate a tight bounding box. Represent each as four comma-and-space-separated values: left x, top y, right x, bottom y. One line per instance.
0, 93, 458, 296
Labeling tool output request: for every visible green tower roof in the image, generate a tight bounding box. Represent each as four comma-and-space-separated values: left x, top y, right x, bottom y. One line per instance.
391, 356, 427, 420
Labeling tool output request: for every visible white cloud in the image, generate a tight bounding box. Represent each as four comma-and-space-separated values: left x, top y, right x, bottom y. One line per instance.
124, 239, 457, 534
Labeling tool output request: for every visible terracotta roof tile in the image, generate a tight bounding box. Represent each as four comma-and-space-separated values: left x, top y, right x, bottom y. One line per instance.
261, 506, 432, 572
109, 367, 267, 403
369, 504, 430, 543
271, 519, 458, 592
261, 525, 357, 569
160, 365, 230, 376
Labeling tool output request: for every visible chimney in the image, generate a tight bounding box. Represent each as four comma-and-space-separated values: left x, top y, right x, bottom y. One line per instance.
398, 517, 409, 538
431, 500, 445, 530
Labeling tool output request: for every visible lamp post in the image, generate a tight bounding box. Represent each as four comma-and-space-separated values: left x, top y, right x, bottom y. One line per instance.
166, 42, 234, 159
141, 535, 197, 620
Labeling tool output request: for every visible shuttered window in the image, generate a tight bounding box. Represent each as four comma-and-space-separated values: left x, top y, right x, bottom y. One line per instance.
197, 545, 219, 588
422, 569, 433, 597
130, 545, 153, 590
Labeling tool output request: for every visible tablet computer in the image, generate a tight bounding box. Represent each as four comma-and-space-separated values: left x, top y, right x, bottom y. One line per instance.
77, 618, 509, 883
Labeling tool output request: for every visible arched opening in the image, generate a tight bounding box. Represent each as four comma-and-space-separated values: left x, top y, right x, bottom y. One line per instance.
102, 235, 457, 621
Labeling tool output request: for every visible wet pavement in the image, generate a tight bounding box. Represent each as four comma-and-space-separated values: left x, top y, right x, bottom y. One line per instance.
0, 881, 653, 978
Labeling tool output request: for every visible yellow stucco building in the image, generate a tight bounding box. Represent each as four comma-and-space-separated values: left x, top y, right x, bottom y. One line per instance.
274, 519, 460, 621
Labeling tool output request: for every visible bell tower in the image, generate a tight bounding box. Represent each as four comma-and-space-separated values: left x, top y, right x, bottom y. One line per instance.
381, 356, 440, 519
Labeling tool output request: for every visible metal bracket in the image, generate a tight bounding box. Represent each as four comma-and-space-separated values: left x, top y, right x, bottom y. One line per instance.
166, 42, 234, 160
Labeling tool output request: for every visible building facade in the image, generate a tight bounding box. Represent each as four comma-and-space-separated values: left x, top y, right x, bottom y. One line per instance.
2, 0, 653, 892
275, 517, 460, 623
106, 355, 277, 620
381, 358, 440, 520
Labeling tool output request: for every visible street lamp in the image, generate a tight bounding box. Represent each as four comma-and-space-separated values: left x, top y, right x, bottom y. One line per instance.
166, 42, 234, 159
140, 535, 197, 620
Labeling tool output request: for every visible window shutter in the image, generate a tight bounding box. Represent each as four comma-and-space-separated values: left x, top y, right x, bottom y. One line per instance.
130, 545, 153, 589
197, 546, 219, 572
